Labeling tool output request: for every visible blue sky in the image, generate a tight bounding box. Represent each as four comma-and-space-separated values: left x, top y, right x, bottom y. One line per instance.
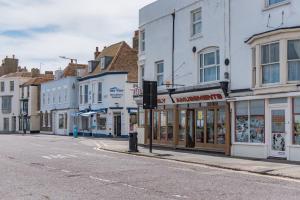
0, 0, 155, 71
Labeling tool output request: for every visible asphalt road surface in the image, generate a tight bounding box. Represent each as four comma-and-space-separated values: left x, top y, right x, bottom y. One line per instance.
1, 134, 300, 200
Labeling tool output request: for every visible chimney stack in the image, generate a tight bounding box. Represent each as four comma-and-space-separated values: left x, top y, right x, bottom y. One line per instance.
94, 47, 101, 59
132, 30, 139, 51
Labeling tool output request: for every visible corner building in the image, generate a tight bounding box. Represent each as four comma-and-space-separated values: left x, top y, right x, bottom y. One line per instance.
137, 0, 231, 154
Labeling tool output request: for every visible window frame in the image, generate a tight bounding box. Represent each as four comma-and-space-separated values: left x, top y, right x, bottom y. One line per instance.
140, 30, 145, 52
9, 81, 14, 92
292, 97, 300, 145
287, 39, 300, 82
156, 61, 164, 87
234, 100, 265, 144
1, 96, 12, 114
260, 41, 280, 85
84, 85, 88, 104
0, 81, 5, 92
97, 82, 102, 103
191, 8, 202, 37
199, 48, 220, 84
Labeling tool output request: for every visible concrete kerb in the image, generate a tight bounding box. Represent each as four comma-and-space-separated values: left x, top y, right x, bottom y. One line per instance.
96, 146, 300, 181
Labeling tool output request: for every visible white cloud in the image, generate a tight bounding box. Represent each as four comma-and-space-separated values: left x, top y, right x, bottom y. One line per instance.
0, 0, 155, 71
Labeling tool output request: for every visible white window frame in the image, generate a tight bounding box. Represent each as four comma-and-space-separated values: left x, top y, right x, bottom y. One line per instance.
156, 61, 164, 87
79, 85, 83, 104
98, 82, 102, 103
9, 81, 14, 92
199, 48, 220, 84
0, 81, 4, 92
100, 57, 105, 69
260, 41, 280, 85
191, 8, 202, 37
84, 85, 89, 104
287, 39, 300, 82
140, 30, 145, 52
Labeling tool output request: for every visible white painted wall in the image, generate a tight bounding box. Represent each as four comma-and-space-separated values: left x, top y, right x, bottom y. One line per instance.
139, 0, 229, 90
79, 73, 138, 136
0, 77, 31, 132
230, 0, 300, 90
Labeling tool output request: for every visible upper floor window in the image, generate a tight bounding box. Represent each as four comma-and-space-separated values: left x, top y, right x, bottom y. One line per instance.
9, 81, 14, 92
199, 48, 220, 83
140, 30, 145, 52
261, 42, 280, 84
288, 40, 300, 81
156, 61, 164, 86
79, 85, 83, 104
84, 85, 88, 104
191, 8, 202, 37
98, 82, 102, 103
0, 82, 4, 92
140, 65, 145, 87
2, 96, 12, 114
42, 93, 45, 106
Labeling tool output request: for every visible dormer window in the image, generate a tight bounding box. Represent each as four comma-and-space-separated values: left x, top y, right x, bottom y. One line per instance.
100, 56, 113, 69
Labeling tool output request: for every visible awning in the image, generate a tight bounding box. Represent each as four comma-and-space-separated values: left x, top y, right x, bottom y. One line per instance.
80, 111, 97, 117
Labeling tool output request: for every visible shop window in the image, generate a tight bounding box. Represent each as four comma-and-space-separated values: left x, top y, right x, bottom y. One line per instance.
261, 42, 280, 84
160, 111, 168, 141
129, 114, 137, 132
59, 114, 64, 129
178, 110, 186, 142
293, 97, 300, 145
97, 114, 106, 130
153, 111, 159, 140
235, 100, 265, 143
138, 106, 145, 127
217, 108, 226, 144
195, 110, 204, 143
288, 40, 300, 81
199, 48, 220, 83
81, 117, 89, 130
167, 110, 174, 141
206, 110, 215, 144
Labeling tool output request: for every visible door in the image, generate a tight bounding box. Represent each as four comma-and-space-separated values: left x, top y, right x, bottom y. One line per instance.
12, 117, 16, 132
114, 114, 121, 137
3, 118, 9, 132
270, 108, 288, 158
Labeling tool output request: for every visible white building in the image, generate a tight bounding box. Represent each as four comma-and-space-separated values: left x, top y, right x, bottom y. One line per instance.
0, 73, 31, 132
40, 64, 87, 135
138, 0, 231, 154
78, 41, 138, 137
139, 0, 300, 161
229, 0, 300, 161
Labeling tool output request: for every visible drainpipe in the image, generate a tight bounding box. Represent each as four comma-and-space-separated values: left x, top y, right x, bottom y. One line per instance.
171, 11, 175, 88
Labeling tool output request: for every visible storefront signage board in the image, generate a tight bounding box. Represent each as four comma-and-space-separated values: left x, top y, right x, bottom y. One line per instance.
157, 89, 225, 105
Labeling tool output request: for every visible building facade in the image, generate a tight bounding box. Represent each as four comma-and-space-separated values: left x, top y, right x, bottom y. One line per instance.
138, 0, 231, 154
0, 75, 30, 132
40, 63, 87, 136
229, 0, 300, 161
78, 41, 138, 137
19, 76, 53, 133
139, 0, 300, 160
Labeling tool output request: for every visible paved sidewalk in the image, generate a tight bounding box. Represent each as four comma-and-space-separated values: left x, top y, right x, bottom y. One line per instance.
91, 138, 300, 180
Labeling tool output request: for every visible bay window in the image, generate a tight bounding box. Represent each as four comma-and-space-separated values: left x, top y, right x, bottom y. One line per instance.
235, 100, 265, 143
293, 97, 300, 145
199, 48, 220, 83
288, 40, 300, 81
261, 42, 280, 84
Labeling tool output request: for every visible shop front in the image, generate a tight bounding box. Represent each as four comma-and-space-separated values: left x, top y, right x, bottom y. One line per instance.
144, 88, 231, 155
230, 94, 300, 161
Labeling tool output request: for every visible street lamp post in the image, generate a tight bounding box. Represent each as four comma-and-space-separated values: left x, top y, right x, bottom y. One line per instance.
59, 56, 78, 64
